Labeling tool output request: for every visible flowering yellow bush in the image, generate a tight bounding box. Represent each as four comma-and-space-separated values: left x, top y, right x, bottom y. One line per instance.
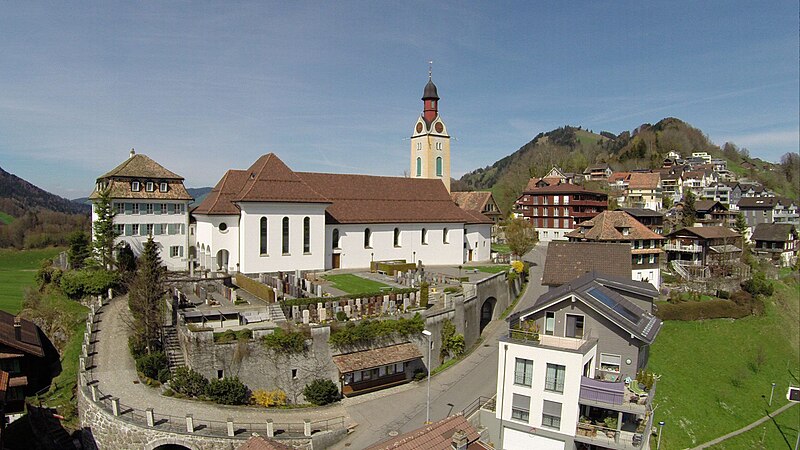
251, 388, 287, 407
511, 261, 525, 273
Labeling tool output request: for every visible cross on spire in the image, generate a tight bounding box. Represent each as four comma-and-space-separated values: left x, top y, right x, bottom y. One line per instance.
428, 60, 433, 80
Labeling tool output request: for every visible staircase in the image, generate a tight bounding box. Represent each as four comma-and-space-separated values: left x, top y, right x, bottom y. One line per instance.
671, 260, 690, 280
163, 325, 185, 373
268, 303, 287, 323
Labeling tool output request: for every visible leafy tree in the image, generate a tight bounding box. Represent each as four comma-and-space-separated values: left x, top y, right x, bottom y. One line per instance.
663, 196, 673, 210
92, 188, 119, 269
206, 377, 250, 405
117, 242, 137, 277
505, 217, 536, 258
60, 269, 119, 300
169, 367, 209, 397
303, 378, 340, 405
128, 236, 166, 353
680, 190, 696, 228
67, 230, 91, 269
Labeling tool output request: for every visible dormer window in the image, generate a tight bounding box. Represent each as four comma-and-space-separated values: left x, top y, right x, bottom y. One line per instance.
160, 182, 168, 192
146, 181, 154, 192
131, 181, 140, 192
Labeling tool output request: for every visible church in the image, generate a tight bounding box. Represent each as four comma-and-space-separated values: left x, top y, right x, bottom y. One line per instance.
92, 76, 494, 273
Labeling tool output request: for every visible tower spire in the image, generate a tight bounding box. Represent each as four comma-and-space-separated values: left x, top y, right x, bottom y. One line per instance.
428, 60, 433, 80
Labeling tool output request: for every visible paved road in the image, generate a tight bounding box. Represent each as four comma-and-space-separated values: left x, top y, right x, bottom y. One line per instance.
333, 243, 549, 449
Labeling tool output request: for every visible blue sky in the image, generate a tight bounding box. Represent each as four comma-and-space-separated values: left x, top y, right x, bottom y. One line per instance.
1, 1, 797, 198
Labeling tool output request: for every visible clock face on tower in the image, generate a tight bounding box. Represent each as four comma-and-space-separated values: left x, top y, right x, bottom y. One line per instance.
416, 123, 424, 133
435, 122, 444, 133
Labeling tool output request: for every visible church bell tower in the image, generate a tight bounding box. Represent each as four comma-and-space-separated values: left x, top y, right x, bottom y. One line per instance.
410, 70, 450, 192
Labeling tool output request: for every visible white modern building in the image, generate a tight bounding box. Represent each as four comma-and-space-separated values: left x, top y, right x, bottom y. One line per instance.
90, 150, 192, 271
489, 272, 662, 450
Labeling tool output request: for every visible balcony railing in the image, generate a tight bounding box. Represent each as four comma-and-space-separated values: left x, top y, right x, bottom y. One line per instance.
506, 330, 594, 351
663, 243, 702, 252
575, 424, 648, 449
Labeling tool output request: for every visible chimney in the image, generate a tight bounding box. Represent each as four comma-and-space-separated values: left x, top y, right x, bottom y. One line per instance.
451, 429, 468, 450
13, 316, 21, 341
129, 148, 136, 159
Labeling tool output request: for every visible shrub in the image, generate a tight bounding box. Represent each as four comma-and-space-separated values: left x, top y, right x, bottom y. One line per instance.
328, 313, 424, 348
511, 260, 525, 274
169, 367, 209, 398
742, 272, 774, 297
336, 311, 348, 322
717, 290, 731, 299
419, 282, 429, 307
60, 269, 119, 300
157, 368, 172, 383
262, 328, 306, 354
448, 334, 465, 358
303, 378, 340, 406
412, 369, 426, 381
252, 388, 288, 407
135, 352, 168, 380
214, 328, 253, 344
206, 377, 250, 405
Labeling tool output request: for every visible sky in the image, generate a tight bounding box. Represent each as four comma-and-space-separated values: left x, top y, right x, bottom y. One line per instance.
1, 1, 798, 199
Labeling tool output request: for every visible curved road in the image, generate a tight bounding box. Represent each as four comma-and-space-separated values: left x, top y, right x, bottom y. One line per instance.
90, 243, 548, 448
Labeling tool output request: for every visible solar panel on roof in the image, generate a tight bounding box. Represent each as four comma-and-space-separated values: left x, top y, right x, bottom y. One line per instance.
587, 287, 641, 324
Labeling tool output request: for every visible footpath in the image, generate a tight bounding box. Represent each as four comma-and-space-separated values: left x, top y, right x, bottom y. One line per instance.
692, 401, 798, 449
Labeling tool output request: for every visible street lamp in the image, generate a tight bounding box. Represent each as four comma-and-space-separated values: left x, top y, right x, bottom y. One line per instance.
657, 421, 665, 450
770, 382, 776, 406
422, 329, 432, 424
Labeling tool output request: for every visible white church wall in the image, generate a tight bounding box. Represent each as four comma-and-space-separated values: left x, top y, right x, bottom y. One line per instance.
194, 214, 240, 272
325, 223, 465, 270
464, 224, 492, 262
239, 203, 328, 273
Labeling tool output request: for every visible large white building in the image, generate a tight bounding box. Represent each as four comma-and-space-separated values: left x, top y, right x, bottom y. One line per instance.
90, 150, 192, 271
192, 153, 492, 273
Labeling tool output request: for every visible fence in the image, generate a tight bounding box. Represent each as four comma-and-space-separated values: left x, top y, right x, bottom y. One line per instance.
79, 295, 346, 441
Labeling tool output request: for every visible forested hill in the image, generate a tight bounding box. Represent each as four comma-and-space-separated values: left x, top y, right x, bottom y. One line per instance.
452, 117, 799, 215
0, 166, 90, 248
0, 165, 90, 217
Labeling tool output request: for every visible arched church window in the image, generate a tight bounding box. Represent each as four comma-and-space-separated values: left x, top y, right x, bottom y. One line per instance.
393, 228, 401, 247
443, 228, 449, 244
416, 157, 422, 177
259, 217, 268, 255
364, 228, 372, 248
436, 157, 443, 177
303, 217, 310, 253
282, 217, 290, 254
332, 229, 340, 249
421, 228, 428, 245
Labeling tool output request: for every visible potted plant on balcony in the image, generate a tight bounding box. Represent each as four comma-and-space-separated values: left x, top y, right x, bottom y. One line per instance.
510, 320, 540, 341
603, 417, 618, 437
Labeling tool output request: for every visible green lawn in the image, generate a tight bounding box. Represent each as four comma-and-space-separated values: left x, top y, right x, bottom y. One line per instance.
649, 275, 800, 449
0, 247, 63, 313
0, 211, 14, 225
463, 265, 511, 274
322, 274, 391, 294
713, 404, 799, 449
491, 243, 510, 254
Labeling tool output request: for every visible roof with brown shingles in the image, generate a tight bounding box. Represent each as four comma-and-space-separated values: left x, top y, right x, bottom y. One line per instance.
450, 191, 500, 214
542, 242, 633, 286
521, 183, 607, 196
751, 223, 797, 242
193, 170, 249, 215
566, 210, 664, 241
628, 172, 660, 190
233, 154, 330, 204
237, 435, 292, 450
664, 226, 741, 240
99, 153, 184, 180
365, 413, 484, 450
332, 343, 422, 374
0, 311, 44, 357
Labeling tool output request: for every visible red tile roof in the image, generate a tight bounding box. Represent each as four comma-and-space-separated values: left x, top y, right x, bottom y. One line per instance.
628, 172, 660, 190
332, 343, 423, 374
234, 154, 330, 204
566, 210, 664, 241
542, 242, 633, 286
193, 170, 249, 215
365, 414, 482, 450
451, 191, 491, 212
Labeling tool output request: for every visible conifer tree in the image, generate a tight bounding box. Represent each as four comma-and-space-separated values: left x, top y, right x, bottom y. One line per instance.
67, 230, 91, 269
92, 188, 119, 270
128, 236, 166, 353
680, 190, 696, 228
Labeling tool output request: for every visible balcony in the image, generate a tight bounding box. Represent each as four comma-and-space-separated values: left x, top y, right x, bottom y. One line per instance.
572, 199, 608, 207
663, 243, 702, 253
575, 422, 651, 450
579, 376, 656, 415
506, 329, 596, 353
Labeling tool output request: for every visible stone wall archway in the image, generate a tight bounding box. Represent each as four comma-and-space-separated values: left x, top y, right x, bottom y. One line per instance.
144, 437, 200, 450
480, 296, 496, 334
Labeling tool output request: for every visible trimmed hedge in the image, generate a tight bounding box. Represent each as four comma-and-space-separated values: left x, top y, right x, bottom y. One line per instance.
655, 299, 752, 321
234, 274, 275, 302
329, 313, 424, 348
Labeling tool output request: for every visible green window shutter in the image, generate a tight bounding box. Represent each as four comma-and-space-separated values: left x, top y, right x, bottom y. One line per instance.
154, 205, 161, 215
125, 224, 132, 236
125, 203, 132, 214
179, 246, 184, 257
168, 204, 175, 214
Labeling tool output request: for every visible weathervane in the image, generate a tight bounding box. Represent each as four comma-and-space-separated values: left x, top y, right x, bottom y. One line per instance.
428, 60, 433, 80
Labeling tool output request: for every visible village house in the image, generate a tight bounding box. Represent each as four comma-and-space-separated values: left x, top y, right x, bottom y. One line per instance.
451, 191, 504, 240
619, 208, 664, 235
513, 184, 608, 242
693, 200, 734, 227
738, 197, 800, 233
663, 226, 745, 280
751, 223, 798, 267
565, 211, 664, 289
0, 312, 53, 421
623, 172, 662, 211
489, 272, 661, 450
583, 163, 613, 181
89, 150, 193, 271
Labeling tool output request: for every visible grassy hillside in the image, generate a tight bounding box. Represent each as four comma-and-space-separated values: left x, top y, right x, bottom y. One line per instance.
0, 247, 63, 313
0, 211, 13, 224
649, 271, 800, 449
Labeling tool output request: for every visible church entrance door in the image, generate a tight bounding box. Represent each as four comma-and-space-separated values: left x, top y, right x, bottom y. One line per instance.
332, 253, 341, 269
